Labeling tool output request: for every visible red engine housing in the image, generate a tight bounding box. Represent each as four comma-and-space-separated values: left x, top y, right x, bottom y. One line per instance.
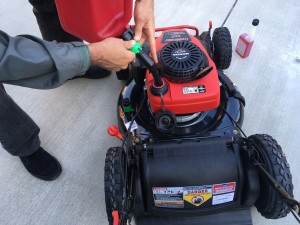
146, 29, 220, 115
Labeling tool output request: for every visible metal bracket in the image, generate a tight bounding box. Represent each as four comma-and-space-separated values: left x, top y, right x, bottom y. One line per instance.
252, 160, 300, 223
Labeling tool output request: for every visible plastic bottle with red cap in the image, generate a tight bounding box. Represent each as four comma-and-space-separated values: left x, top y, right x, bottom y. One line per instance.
236, 19, 260, 58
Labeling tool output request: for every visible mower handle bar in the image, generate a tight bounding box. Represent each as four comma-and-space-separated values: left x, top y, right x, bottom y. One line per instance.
155, 25, 200, 36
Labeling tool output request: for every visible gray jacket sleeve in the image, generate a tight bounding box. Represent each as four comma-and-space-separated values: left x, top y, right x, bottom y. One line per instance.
0, 30, 90, 89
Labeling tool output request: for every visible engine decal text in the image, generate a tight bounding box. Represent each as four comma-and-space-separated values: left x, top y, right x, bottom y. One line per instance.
183, 85, 206, 94
162, 31, 192, 43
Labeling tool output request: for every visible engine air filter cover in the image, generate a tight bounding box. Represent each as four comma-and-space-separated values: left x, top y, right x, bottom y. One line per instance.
160, 41, 208, 83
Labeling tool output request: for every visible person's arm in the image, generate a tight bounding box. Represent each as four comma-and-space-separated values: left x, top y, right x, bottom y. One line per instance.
134, 0, 157, 63
0, 30, 136, 89
0, 30, 90, 89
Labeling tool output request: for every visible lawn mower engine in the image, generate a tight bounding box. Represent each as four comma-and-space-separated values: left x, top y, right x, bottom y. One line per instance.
105, 26, 299, 225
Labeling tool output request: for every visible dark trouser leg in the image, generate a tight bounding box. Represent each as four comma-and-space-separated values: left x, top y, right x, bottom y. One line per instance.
28, 0, 111, 78
28, 0, 82, 42
0, 84, 41, 157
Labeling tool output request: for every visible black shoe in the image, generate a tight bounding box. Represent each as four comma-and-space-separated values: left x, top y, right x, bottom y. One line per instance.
71, 65, 111, 80
20, 147, 62, 181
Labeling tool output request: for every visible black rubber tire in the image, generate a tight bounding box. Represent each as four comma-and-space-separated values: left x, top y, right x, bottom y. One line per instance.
116, 69, 130, 81
212, 27, 232, 70
104, 147, 125, 225
249, 134, 294, 219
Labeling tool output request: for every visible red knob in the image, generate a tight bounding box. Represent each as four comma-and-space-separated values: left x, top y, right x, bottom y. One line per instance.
209, 20, 213, 29
112, 210, 120, 225
107, 125, 123, 139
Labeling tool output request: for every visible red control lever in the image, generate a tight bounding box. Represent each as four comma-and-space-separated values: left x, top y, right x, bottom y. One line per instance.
107, 125, 123, 139
112, 211, 120, 225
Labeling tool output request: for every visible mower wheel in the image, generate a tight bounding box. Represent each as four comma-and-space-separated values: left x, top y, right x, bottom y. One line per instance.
104, 147, 125, 225
212, 27, 232, 70
116, 68, 130, 80
249, 134, 294, 219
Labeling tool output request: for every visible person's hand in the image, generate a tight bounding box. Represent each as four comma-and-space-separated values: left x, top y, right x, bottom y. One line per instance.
134, 0, 157, 63
88, 38, 136, 71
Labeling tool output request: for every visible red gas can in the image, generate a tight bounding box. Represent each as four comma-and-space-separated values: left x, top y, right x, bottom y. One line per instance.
55, 0, 133, 43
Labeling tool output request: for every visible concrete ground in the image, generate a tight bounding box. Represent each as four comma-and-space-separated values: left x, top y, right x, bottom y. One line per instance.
0, 0, 299, 225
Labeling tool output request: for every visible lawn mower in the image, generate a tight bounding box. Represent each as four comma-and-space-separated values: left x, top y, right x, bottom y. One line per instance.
54, 1, 299, 224
105, 25, 300, 225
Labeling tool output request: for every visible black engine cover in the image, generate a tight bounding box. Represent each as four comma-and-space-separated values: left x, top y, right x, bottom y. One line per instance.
136, 137, 245, 217
159, 41, 209, 83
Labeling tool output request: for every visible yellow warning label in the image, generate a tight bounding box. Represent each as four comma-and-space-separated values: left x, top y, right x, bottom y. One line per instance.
183, 186, 212, 207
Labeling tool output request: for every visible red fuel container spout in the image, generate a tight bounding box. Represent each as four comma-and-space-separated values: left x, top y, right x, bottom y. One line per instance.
55, 0, 133, 43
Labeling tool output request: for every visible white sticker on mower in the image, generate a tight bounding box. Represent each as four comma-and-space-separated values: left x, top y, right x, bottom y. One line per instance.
213, 182, 236, 195
125, 120, 138, 132
212, 192, 234, 205
183, 85, 206, 94
153, 187, 184, 208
